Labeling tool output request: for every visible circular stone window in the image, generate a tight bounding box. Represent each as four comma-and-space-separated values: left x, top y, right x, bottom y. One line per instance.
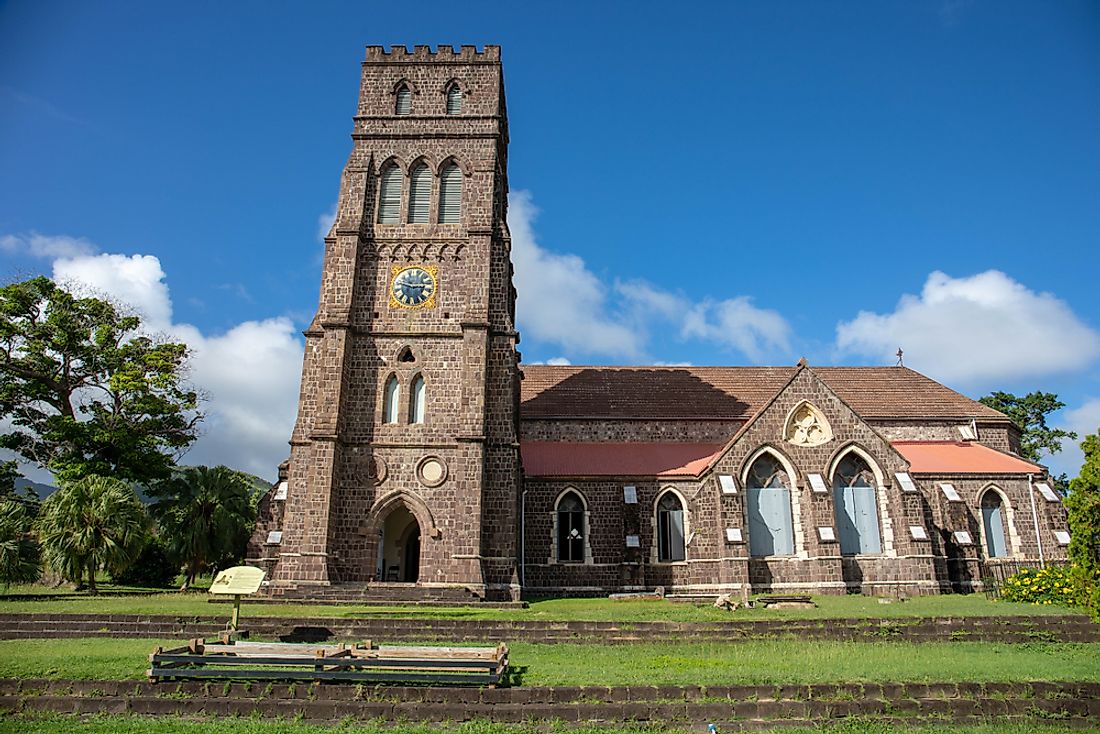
366, 455, 388, 484
417, 456, 448, 487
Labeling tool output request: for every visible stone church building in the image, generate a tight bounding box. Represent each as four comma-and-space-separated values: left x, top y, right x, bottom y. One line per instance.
247, 45, 1070, 601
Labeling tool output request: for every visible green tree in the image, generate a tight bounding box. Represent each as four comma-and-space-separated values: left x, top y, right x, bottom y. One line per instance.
978, 391, 1076, 462
36, 475, 148, 594
149, 465, 256, 590
1066, 431, 1100, 577
0, 498, 41, 588
0, 276, 202, 485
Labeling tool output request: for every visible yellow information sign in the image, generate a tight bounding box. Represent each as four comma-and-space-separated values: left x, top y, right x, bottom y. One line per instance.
210, 566, 265, 596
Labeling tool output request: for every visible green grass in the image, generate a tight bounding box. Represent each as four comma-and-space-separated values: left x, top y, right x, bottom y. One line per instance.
0, 586, 1081, 622
0, 714, 1098, 734
1, 637, 1096, 685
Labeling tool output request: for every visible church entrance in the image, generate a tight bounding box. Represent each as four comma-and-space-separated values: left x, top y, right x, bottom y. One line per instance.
377, 505, 421, 583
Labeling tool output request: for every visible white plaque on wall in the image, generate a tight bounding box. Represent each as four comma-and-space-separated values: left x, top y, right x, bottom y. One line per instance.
625, 535, 640, 548
725, 527, 743, 543
909, 525, 929, 541
719, 475, 738, 494
266, 530, 283, 545
273, 481, 288, 501
1054, 531, 1071, 546
895, 472, 918, 493
623, 485, 638, 504
939, 483, 961, 502
817, 526, 836, 542
808, 473, 828, 493
953, 531, 973, 546
1035, 483, 1059, 502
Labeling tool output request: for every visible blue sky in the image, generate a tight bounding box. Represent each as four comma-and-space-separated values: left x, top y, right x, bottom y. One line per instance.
2, 0, 1099, 481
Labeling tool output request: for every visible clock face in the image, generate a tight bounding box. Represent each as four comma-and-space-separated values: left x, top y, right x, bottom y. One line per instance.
390, 266, 437, 308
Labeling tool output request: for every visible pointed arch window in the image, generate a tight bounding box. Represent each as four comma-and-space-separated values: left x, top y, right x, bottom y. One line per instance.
410, 375, 426, 425
746, 454, 795, 556
407, 164, 432, 223
438, 164, 462, 223
556, 491, 586, 563
446, 84, 463, 115
382, 375, 400, 424
981, 489, 1010, 558
657, 492, 686, 562
395, 86, 412, 115
377, 164, 403, 224
832, 453, 882, 555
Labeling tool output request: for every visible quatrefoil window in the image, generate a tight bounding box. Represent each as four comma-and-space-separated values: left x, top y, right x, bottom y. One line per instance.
784, 401, 833, 447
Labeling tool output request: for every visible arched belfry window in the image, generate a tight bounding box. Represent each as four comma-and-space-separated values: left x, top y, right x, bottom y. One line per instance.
382, 375, 400, 424
446, 84, 463, 115
377, 164, 402, 224
410, 374, 426, 425
395, 86, 412, 115
981, 489, 1010, 558
832, 452, 882, 555
556, 491, 586, 563
657, 491, 686, 562
407, 163, 432, 223
438, 164, 462, 223
746, 453, 795, 556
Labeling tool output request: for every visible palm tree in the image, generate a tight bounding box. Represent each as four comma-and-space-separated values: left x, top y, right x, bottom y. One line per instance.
36, 475, 148, 594
0, 499, 42, 587
149, 465, 255, 590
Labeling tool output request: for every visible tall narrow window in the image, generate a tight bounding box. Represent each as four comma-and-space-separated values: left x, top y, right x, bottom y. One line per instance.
657, 492, 686, 562
438, 164, 462, 223
382, 375, 400, 424
832, 453, 882, 555
410, 375, 426, 425
395, 86, 411, 115
446, 84, 463, 115
981, 490, 1009, 558
407, 164, 431, 223
377, 165, 402, 224
746, 454, 795, 556
556, 491, 585, 563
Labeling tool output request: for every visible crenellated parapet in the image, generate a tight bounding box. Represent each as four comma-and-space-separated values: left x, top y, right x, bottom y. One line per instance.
365, 45, 500, 63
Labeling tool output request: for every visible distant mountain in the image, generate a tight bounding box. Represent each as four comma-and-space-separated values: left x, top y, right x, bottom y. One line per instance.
14, 477, 55, 500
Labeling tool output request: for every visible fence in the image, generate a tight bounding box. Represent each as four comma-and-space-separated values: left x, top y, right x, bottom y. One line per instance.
982, 559, 1070, 600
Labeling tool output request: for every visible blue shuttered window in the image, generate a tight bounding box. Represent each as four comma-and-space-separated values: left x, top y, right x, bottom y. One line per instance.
981, 491, 1008, 558
746, 455, 795, 556
407, 164, 431, 223
377, 165, 402, 223
832, 454, 882, 555
438, 164, 462, 223
446, 85, 462, 115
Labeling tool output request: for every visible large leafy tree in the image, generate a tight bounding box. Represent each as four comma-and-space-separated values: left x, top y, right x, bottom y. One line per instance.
1066, 431, 1100, 575
978, 391, 1076, 462
149, 465, 256, 590
36, 475, 148, 593
0, 276, 202, 485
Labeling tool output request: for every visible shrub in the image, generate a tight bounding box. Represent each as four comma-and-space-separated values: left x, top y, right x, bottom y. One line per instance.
112, 536, 180, 588
1000, 565, 1087, 609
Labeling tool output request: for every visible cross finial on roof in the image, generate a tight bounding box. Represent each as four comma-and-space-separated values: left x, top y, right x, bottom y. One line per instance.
796, 357, 809, 367
896, 347, 904, 367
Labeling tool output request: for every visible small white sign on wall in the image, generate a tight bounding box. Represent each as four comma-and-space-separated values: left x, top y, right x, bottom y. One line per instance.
623, 485, 638, 504
939, 483, 961, 502
808, 473, 828, 493
895, 473, 918, 493
274, 481, 288, 501
817, 526, 836, 542
266, 530, 283, 545
625, 535, 640, 548
953, 531, 973, 546
725, 527, 743, 543
909, 525, 929, 541
1054, 531, 1071, 546
1034, 483, 1059, 502
719, 475, 738, 494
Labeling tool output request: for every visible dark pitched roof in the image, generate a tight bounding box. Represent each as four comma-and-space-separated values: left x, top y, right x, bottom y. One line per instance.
519, 365, 1008, 422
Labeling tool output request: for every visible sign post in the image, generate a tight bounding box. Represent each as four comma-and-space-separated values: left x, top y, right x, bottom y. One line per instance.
209, 566, 266, 633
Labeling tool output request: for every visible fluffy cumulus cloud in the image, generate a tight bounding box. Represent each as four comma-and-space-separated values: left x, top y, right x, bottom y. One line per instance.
1049, 398, 1100, 480
1, 232, 97, 259
27, 240, 305, 480
508, 191, 791, 363
836, 270, 1100, 384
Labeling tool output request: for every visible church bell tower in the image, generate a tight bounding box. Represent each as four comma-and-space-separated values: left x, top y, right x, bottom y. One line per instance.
268, 45, 521, 600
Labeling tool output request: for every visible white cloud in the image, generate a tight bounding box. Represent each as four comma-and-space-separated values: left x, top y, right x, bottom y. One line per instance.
1050, 398, 1100, 480
2, 232, 98, 259
42, 246, 304, 481
317, 204, 337, 242
508, 191, 792, 364
836, 270, 1100, 384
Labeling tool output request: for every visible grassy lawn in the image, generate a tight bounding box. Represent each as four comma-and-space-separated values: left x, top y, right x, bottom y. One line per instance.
0, 715, 1098, 734
0, 586, 1082, 622
0, 637, 1096, 685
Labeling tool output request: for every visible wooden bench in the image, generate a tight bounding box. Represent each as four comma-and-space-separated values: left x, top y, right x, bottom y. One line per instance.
149, 638, 508, 686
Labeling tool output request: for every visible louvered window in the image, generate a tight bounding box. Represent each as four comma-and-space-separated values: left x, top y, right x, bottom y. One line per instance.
407, 164, 431, 223
438, 164, 462, 223
446, 85, 462, 115
395, 87, 411, 115
383, 375, 400, 424
377, 165, 402, 223
410, 375, 426, 424
746, 454, 795, 557
657, 492, 686, 562
832, 454, 882, 555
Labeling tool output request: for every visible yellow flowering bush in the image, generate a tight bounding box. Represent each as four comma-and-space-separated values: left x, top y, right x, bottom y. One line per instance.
1000, 566, 1086, 608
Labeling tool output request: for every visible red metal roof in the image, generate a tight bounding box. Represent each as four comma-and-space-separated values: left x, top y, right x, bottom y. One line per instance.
893, 441, 1042, 475
521, 442, 723, 478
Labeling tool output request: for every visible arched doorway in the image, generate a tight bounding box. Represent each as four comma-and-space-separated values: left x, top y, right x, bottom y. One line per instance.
378, 505, 421, 582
